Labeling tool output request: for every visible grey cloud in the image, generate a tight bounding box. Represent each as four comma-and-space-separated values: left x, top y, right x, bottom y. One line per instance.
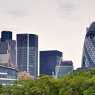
6, 10, 29, 17
0, 0, 32, 17
0, 0, 80, 18
57, 0, 79, 17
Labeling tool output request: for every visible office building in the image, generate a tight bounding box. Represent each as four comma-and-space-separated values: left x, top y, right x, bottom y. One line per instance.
0, 31, 17, 85
55, 61, 73, 78
40, 50, 63, 76
17, 34, 38, 78
0, 31, 16, 67
1, 31, 12, 41
82, 22, 95, 67
0, 65, 17, 85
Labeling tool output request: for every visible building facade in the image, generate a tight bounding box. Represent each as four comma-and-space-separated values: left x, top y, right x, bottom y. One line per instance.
17, 34, 38, 78
0, 31, 17, 85
0, 31, 16, 67
1, 31, 12, 41
0, 65, 17, 85
55, 61, 73, 78
40, 50, 63, 76
82, 22, 95, 67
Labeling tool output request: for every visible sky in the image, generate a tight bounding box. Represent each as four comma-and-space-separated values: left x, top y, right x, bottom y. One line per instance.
0, 0, 95, 69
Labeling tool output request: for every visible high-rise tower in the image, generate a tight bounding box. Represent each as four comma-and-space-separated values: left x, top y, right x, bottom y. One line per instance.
17, 34, 38, 78
1, 31, 12, 41
82, 22, 95, 67
0, 31, 17, 85
40, 50, 62, 76
0, 31, 16, 67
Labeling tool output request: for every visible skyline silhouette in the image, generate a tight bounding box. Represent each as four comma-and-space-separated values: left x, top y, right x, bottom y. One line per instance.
0, 0, 94, 69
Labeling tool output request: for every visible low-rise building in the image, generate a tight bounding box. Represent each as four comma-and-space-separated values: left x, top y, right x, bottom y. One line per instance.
55, 61, 73, 78
0, 65, 17, 85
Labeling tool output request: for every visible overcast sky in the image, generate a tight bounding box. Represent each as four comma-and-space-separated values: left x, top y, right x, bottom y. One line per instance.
0, 0, 95, 69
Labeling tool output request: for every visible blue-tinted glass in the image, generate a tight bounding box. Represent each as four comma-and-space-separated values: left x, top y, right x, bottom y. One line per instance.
1, 31, 12, 41
40, 50, 62, 75
82, 22, 95, 68
17, 34, 27, 47
17, 34, 38, 78
29, 34, 38, 47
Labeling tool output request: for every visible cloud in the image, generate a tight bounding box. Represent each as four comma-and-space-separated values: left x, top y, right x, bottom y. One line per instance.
5, 10, 29, 18
0, 0, 79, 18
0, 0, 32, 17
57, 0, 79, 17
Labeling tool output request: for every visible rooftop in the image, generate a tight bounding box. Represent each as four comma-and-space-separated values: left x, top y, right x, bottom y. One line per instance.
60, 61, 73, 66
88, 22, 95, 32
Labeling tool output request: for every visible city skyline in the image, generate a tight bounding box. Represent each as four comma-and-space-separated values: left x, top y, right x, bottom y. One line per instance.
0, 0, 95, 69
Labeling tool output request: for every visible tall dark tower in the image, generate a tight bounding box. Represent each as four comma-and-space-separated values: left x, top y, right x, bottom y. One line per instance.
0, 31, 16, 67
17, 34, 38, 78
82, 22, 95, 67
40, 50, 62, 76
1, 31, 12, 41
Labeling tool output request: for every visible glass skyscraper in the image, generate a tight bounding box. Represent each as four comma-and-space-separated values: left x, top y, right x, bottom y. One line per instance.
0, 31, 16, 67
0, 31, 17, 85
1, 31, 12, 41
40, 50, 63, 76
17, 34, 38, 78
82, 22, 95, 67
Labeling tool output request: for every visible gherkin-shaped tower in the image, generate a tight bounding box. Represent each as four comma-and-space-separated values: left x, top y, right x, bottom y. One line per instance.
82, 22, 95, 67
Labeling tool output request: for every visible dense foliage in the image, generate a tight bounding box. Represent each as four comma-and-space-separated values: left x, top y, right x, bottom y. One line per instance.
1, 68, 95, 95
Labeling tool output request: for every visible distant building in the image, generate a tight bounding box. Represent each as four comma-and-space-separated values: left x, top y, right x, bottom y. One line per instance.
0, 40, 8, 54
0, 65, 17, 85
0, 31, 17, 85
0, 31, 16, 67
0, 53, 9, 66
55, 61, 73, 78
17, 34, 38, 78
82, 22, 95, 67
1, 31, 12, 41
40, 50, 63, 76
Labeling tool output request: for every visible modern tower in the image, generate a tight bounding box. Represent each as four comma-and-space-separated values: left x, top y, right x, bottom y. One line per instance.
40, 50, 63, 76
17, 34, 38, 78
55, 61, 73, 78
1, 31, 12, 41
82, 22, 95, 67
0, 31, 16, 67
0, 31, 17, 85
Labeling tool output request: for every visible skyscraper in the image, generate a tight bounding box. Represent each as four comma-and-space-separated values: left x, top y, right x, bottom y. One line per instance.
0, 31, 17, 85
55, 61, 73, 78
40, 50, 63, 76
0, 31, 16, 67
1, 31, 12, 41
17, 34, 38, 78
82, 22, 95, 67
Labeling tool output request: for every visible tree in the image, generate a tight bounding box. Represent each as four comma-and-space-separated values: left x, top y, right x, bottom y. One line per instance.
18, 71, 32, 80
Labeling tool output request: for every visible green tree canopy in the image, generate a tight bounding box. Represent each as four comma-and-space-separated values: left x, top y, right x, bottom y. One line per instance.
1, 68, 95, 95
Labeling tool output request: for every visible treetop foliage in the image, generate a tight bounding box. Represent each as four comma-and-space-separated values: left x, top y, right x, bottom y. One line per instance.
1, 68, 95, 95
